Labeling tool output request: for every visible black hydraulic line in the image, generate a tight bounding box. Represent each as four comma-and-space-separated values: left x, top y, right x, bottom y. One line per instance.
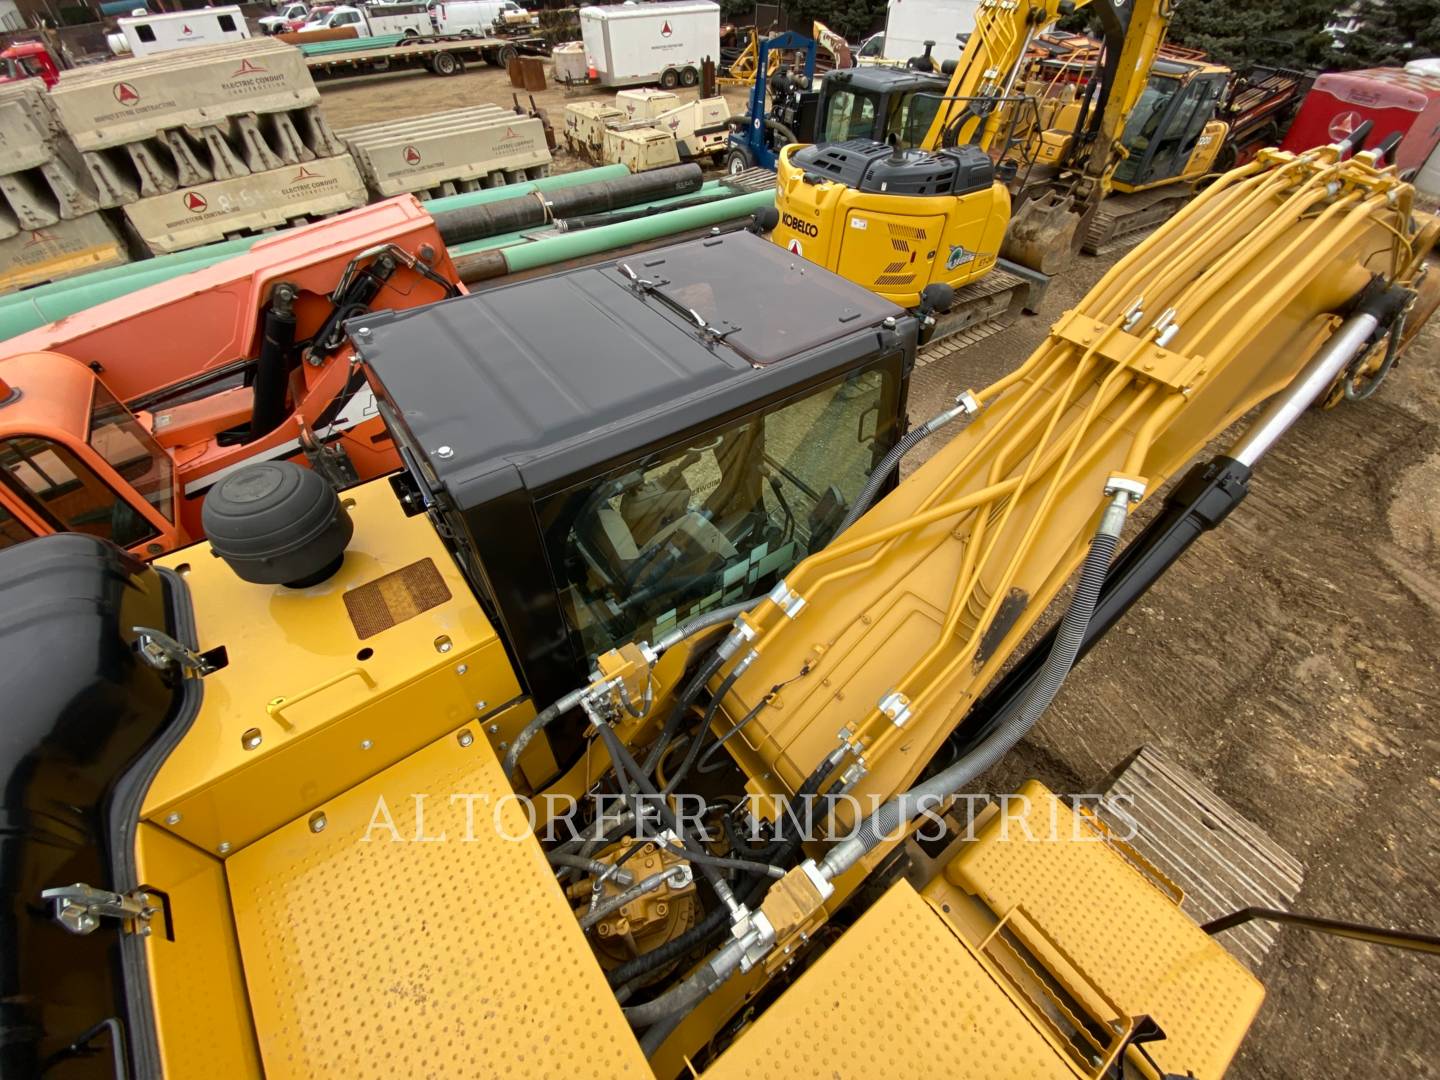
247, 283, 297, 442
948, 455, 1251, 756
660, 670, 741, 795
1203, 907, 1440, 956
556, 192, 736, 232
431, 164, 704, 246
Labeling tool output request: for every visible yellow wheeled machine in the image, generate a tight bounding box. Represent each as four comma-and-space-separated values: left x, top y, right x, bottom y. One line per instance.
8, 142, 1438, 1078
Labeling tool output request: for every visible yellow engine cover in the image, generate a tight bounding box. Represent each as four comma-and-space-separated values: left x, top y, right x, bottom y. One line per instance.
771, 145, 1010, 310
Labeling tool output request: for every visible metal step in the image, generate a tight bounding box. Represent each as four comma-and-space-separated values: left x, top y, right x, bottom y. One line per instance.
720, 166, 776, 195
1096, 744, 1304, 972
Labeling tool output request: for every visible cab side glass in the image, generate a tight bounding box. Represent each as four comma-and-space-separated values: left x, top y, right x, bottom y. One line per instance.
1, 436, 157, 549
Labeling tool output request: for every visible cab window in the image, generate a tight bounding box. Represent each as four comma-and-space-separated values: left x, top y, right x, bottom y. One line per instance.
893, 91, 944, 149
822, 88, 880, 141
1, 436, 158, 548
0, 502, 35, 550
539, 366, 898, 660
89, 382, 174, 523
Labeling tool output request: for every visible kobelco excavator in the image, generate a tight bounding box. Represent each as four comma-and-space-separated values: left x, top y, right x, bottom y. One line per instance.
770, 0, 1226, 338
4, 138, 1436, 1079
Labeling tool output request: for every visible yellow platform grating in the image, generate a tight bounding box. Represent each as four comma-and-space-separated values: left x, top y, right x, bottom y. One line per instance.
225, 721, 649, 1079
706, 880, 1087, 1079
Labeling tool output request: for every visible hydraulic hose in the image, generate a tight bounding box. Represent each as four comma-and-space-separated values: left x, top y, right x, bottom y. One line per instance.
653, 599, 754, 653
579, 866, 689, 930
661, 670, 742, 795
547, 852, 634, 886
1345, 308, 1406, 402
623, 925, 758, 1029
501, 686, 587, 781
834, 393, 978, 538
606, 900, 729, 988
819, 488, 1131, 882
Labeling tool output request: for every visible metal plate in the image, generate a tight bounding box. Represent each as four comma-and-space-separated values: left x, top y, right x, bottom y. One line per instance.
343, 557, 452, 640
226, 720, 649, 1079
707, 881, 1083, 1079
944, 780, 1265, 1078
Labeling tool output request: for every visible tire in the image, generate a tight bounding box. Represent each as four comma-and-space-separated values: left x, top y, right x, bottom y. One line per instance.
497, 43, 517, 65
679, 65, 699, 87
725, 146, 753, 176
482, 48, 498, 66
459, 27, 474, 37
432, 50, 461, 76
660, 67, 679, 89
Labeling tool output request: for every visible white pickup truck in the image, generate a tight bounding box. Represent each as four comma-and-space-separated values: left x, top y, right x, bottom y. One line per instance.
301, 3, 432, 37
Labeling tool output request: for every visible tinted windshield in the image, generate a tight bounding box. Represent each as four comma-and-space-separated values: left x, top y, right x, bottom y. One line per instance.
89, 382, 174, 523
538, 365, 897, 660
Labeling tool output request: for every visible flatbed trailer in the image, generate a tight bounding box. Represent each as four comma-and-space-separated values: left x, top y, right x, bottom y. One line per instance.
303, 33, 550, 79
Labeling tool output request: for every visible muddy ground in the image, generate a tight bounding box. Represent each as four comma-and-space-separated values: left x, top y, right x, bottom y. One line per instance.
316, 65, 1440, 1077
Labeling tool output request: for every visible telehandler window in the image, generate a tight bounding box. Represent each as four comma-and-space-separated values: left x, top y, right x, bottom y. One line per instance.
88, 383, 174, 523
0, 436, 157, 548
0, 504, 34, 550
540, 367, 895, 660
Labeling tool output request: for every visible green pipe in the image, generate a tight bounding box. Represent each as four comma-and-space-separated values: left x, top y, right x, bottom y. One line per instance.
446, 180, 752, 258
0, 236, 259, 315
493, 190, 775, 275
302, 33, 405, 56
0, 167, 633, 341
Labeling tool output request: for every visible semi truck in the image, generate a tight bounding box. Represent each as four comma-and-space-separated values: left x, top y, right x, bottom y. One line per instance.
580, 0, 719, 89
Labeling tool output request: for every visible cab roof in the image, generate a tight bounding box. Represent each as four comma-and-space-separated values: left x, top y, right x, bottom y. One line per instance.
355, 230, 908, 508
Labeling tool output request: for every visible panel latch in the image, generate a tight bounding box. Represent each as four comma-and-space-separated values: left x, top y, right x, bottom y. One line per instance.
41, 883, 159, 936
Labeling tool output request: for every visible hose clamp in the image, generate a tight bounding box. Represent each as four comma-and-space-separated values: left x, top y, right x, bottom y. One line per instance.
768, 579, 807, 619
878, 690, 912, 728
732, 649, 759, 678
1103, 475, 1146, 504
799, 858, 835, 903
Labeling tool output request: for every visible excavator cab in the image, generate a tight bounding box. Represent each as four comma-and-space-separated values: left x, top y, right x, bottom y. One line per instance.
0, 353, 180, 557
1110, 60, 1230, 190
813, 66, 949, 150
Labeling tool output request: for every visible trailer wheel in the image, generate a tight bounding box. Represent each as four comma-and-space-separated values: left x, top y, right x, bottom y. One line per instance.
660, 67, 680, 89
432, 50, 463, 75
679, 65, 699, 87
497, 43, 518, 65
725, 146, 754, 175
482, 47, 499, 65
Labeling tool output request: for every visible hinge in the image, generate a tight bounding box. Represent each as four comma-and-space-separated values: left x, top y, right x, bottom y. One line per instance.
132, 626, 218, 677
41, 883, 159, 936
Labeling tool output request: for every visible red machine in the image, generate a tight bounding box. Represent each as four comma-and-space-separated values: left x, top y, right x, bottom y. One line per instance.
0, 198, 461, 557
1281, 67, 1440, 179
0, 41, 61, 88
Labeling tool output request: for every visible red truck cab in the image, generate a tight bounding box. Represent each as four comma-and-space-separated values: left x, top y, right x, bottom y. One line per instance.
0, 41, 61, 88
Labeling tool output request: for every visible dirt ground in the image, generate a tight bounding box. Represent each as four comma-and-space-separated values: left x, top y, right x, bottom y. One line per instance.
317, 67, 1440, 1077
317, 62, 752, 169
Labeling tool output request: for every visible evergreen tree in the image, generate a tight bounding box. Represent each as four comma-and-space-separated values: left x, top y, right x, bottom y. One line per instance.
1166, 0, 1335, 71
1333, 0, 1440, 68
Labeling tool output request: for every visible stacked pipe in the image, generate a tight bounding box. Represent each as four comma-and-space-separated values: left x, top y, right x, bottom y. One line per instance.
48, 39, 365, 256
0, 81, 127, 292
337, 106, 552, 200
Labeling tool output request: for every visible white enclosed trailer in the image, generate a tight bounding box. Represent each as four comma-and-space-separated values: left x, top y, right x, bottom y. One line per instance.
579, 1, 719, 89
881, 0, 979, 67
113, 7, 251, 58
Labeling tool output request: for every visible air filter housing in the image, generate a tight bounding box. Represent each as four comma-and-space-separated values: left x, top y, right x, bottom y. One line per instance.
202, 462, 352, 588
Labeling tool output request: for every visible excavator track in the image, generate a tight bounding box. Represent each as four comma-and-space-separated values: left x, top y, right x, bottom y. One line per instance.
1083, 186, 1196, 256
920, 266, 1039, 364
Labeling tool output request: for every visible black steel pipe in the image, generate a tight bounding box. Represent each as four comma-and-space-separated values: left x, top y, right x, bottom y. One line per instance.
431, 164, 705, 247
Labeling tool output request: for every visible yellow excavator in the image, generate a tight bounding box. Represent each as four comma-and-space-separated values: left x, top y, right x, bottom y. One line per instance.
7, 139, 1437, 1079
770, 0, 1225, 337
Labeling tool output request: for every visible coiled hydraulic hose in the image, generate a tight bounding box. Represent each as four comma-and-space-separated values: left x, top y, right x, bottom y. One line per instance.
820, 487, 1130, 882
834, 393, 979, 538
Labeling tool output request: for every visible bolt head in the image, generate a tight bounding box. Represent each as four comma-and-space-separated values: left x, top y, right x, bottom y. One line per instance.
218, 842, 231, 854
435, 445, 454, 459
455, 663, 468, 675
165, 811, 182, 826
458, 731, 475, 748
310, 813, 327, 833
360, 739, 373, 750
488, 724, 500, 734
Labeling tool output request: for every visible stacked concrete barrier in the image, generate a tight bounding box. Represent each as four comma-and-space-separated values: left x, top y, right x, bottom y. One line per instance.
337, 107, 553, 200
48, 39, 365, 255
0, 81, 128, 292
